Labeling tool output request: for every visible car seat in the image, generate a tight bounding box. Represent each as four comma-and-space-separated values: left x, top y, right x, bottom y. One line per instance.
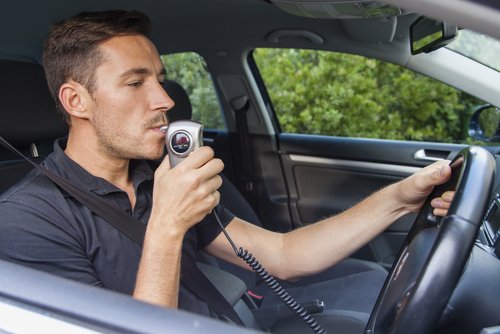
0, 59, 68, 191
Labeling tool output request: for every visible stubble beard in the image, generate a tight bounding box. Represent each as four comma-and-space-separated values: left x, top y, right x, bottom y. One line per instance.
93, 109, 167, 161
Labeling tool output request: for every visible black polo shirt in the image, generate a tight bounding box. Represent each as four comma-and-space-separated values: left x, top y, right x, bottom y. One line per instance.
0, 138, 234, 316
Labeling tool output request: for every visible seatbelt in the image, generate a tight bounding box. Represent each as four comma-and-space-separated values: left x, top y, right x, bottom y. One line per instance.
0, 136, 244, 326
231, 95, 257, 206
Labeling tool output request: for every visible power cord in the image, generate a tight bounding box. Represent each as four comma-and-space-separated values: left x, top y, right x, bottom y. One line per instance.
213, 211, 327, 334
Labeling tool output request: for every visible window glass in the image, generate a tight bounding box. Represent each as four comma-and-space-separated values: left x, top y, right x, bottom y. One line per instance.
253, 48, 485, 144
161, 52, 225, 130
448, 29, 500, 72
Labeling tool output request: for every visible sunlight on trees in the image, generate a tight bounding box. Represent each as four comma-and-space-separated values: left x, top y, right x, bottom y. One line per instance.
254, 48, 484, 143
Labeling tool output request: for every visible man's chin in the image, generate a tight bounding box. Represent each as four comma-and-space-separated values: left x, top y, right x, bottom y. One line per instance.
138, 148, 166, 161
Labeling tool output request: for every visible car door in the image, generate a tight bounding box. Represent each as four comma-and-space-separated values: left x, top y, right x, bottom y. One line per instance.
246, 48, 483, 268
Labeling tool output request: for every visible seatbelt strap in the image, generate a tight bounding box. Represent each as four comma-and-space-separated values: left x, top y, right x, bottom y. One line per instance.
180, 253, 245, 325
0, 136, 244, 326
231, 96, 257, 202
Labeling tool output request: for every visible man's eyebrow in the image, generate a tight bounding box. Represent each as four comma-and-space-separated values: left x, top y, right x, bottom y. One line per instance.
119, 67, 150, 78
119, 67, 166, 78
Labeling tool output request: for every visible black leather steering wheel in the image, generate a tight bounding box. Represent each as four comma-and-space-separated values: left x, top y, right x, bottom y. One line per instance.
365, 146, 496, 334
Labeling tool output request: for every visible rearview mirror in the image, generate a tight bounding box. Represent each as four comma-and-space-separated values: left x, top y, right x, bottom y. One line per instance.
469, 105, 500, 142
410, 16, 458, 55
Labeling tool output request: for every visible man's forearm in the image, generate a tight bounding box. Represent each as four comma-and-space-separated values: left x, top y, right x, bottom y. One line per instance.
280, 182, 408, 280
133, 223, 184, 308
208, 161, 451, 283
280, 160, 451, 280
211, 183, 408, 282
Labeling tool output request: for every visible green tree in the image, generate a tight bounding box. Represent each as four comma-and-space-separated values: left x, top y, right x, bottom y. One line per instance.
254, 48, 483, 143
161, 52, 225, 129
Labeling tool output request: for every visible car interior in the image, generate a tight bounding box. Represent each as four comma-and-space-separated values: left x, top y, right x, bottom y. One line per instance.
1, 0, 500, 333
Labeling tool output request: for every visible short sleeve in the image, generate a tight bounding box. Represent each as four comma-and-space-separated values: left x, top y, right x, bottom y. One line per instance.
195, 204, 235, 250
0, 199, 102, 287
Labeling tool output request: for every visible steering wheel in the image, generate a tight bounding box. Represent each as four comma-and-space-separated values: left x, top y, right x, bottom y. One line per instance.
365, 146, 496, 334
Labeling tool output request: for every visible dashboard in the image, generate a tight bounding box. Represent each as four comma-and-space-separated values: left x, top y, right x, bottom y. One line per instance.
479, 186, 500, 257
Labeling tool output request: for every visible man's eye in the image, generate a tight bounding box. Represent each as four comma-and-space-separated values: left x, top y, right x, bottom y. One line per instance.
128, 81, 143, 87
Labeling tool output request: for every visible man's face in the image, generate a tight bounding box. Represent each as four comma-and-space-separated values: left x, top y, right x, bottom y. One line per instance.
87, 34, 173, 161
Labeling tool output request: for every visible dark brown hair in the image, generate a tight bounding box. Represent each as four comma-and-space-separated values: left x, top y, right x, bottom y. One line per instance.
42, 10, 151, 123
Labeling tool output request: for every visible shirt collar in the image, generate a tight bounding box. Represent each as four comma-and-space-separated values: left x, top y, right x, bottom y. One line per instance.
43, 138, 154, 195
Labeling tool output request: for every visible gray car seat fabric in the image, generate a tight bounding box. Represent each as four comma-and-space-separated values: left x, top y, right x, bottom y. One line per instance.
0, 60, 68, 146
0, 60, 68, 192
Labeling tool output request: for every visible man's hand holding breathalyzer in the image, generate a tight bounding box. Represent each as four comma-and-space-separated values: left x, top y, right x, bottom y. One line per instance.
150, 146, 224, 237
134, 146, 223, 308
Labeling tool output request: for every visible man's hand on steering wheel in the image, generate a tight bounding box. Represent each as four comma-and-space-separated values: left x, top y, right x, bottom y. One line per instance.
395, 160, 453, 215
431, 190, 455, 217
366, 147, 496, 334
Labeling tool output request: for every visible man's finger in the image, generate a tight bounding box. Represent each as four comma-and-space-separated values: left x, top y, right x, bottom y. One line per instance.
173, 146, 215, 170
415, 161, 452, 193
442, 191, 454, 202
431, 197, 451, 209
433, 208, 448, 217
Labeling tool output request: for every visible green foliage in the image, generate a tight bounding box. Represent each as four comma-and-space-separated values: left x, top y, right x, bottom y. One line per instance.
161, 52, 225, 129
254, 48, 484, 143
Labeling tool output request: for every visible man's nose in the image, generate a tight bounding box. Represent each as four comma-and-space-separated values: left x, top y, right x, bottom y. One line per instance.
151, 82, 175, 112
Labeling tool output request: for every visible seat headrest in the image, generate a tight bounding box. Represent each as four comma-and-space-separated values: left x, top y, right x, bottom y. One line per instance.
163, 80, 193, 122
0, 60, 68, 146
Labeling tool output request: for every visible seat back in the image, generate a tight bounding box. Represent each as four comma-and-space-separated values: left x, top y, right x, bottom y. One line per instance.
0, 59, 68, 145
0, 59, 68, 193
163, 80, 193, 122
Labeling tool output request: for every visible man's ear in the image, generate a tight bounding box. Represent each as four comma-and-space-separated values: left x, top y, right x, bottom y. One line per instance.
58, 81, 92, 120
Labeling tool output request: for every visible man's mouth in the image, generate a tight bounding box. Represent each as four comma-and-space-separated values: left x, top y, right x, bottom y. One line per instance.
146, 113, 168, 131
159, 125, 168, 133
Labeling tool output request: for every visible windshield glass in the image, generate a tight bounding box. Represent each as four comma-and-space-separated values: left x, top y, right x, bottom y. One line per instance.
447, 30, 500, 71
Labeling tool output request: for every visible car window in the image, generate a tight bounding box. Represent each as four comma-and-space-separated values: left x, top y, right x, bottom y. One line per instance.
161, 52, 225, 130
253, 48, 485, 144
447, 29, 500, 72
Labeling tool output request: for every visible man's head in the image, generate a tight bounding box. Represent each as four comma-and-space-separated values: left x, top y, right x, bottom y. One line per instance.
43, 10, 151, 123
43, 10, 174, 162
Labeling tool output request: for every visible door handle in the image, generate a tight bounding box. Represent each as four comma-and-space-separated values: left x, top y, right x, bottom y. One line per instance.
413, 149, 449, 162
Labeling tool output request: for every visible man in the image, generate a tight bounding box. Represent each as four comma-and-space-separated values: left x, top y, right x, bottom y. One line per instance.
0, 10, 453, 327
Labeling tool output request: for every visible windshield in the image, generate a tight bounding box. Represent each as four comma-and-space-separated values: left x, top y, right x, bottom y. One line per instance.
447, 29, 500, 72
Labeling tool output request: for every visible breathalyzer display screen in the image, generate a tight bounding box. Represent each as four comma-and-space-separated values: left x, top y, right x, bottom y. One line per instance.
170, 131, 191, 155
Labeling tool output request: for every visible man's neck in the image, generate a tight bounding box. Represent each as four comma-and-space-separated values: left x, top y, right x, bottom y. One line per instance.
65, 132, 137, 207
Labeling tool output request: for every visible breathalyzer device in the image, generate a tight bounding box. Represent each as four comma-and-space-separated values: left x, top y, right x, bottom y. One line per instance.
160, 120, 204, 167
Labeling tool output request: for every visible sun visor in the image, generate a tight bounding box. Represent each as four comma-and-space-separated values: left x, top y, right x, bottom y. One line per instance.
341, 16, 397, 42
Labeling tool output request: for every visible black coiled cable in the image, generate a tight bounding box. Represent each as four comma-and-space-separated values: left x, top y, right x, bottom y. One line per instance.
213, 211, 327, 334
237, 248, 327, 334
